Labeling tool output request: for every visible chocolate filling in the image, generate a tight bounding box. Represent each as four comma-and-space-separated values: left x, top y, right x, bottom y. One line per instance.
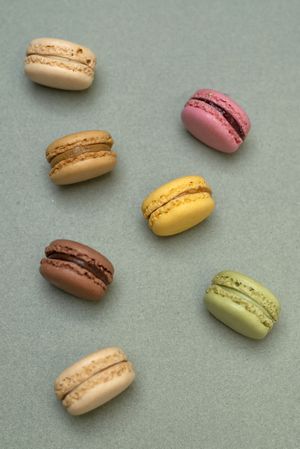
47, 252, 109, 285
191, 97, 245, 140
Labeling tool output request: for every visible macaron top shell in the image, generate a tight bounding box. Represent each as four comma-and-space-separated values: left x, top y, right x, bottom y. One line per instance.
212, 271, 280, 321
45, 239, 114, 280
46, 130, 113, 162
142, 175, 212, 218
26, 38, 96, 69
187, 89, 251, 137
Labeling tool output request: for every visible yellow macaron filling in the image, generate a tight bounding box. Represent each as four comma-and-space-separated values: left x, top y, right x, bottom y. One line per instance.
142, 175, 212, 218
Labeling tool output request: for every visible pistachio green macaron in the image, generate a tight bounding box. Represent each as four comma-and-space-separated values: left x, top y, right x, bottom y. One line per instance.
204, 271, 281, 339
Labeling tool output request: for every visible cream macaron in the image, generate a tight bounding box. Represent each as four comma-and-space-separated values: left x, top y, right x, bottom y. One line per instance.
142, 175, 215, 236
46, 130, 117, 185
24, 38, 96, 90
55, 347, 135, 415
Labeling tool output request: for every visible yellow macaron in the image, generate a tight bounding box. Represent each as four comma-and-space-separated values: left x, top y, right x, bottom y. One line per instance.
142, 175, 215, 236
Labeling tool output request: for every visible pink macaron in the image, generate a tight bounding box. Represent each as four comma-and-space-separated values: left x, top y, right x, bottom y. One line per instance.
181, 89, 251, 153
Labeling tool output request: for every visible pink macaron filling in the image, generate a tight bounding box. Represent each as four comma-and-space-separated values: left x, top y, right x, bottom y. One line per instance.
190, 96, 245, 140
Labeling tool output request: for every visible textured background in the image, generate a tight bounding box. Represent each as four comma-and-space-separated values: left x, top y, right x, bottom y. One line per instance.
1, 1, 299, 448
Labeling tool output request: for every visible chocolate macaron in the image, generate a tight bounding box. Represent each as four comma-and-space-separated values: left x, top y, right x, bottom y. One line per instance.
40, 240, 114, 301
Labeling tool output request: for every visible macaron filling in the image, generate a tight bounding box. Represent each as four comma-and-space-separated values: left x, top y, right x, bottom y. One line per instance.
212, 285, 274, 321
26, 53, 91, 65
26, 44, 96, 69
213, 273, 279, 321
206, 276, 277, 328
190, 97, 245, 140
147, 186, 211, 219
49, 144, 112, 167
47, 252, 110, 285
61, 361, 133, 410
60, 359, 127, 401
24, 55, 94, 77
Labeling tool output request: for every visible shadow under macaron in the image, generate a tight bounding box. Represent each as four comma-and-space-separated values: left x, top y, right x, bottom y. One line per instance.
178, 121, 253, 165
53, 368, 138, 425
200, 297, 281, 349
138, 204, 217, 248
23, 69, 103, 111
39, 270, 116, 317
45, 168, 118, 202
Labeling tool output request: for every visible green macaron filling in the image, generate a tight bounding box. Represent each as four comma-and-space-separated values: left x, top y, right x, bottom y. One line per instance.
205, 285, 274, 329
212, 273, 280, 322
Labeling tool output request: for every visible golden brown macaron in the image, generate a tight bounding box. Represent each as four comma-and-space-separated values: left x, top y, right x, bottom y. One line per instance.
46, 130, 117, 185
24, 37, 96, 90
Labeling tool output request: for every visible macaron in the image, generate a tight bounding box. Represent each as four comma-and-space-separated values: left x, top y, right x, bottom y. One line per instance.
181, 89, 251, 153
204, 271, 281, 339
24, 37, 96, 90
142, 175, 215, 236
55, 347, 135, 415
40, 239, 114, 301
46, 130, 117, 185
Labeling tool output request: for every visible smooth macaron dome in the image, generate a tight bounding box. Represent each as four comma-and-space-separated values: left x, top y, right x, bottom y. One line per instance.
55, 347, 135, 415
24, 37, 96, 90
204, 271, 280, 339
46, 130, 117, 185
181, 89, 251, 153
142, 175, 215, 236
40, 239, 114, 301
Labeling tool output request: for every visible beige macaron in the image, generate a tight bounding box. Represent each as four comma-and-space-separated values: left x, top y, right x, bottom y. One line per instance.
46, 130, 117, 185
24, 38, 96, 90
55, 347, 135, 415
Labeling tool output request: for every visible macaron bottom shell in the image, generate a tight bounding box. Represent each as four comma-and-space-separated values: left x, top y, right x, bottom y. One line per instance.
40, 259, 107, 301
149, 193, 215, 236
65, 361, 135, 415
24, 62, 93, 90
204, 288, 270, 339
49, 152, 117, 185
181, 106, 241, 153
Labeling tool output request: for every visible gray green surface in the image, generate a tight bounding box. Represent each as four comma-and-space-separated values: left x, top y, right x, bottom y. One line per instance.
0, 0, 299, 448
